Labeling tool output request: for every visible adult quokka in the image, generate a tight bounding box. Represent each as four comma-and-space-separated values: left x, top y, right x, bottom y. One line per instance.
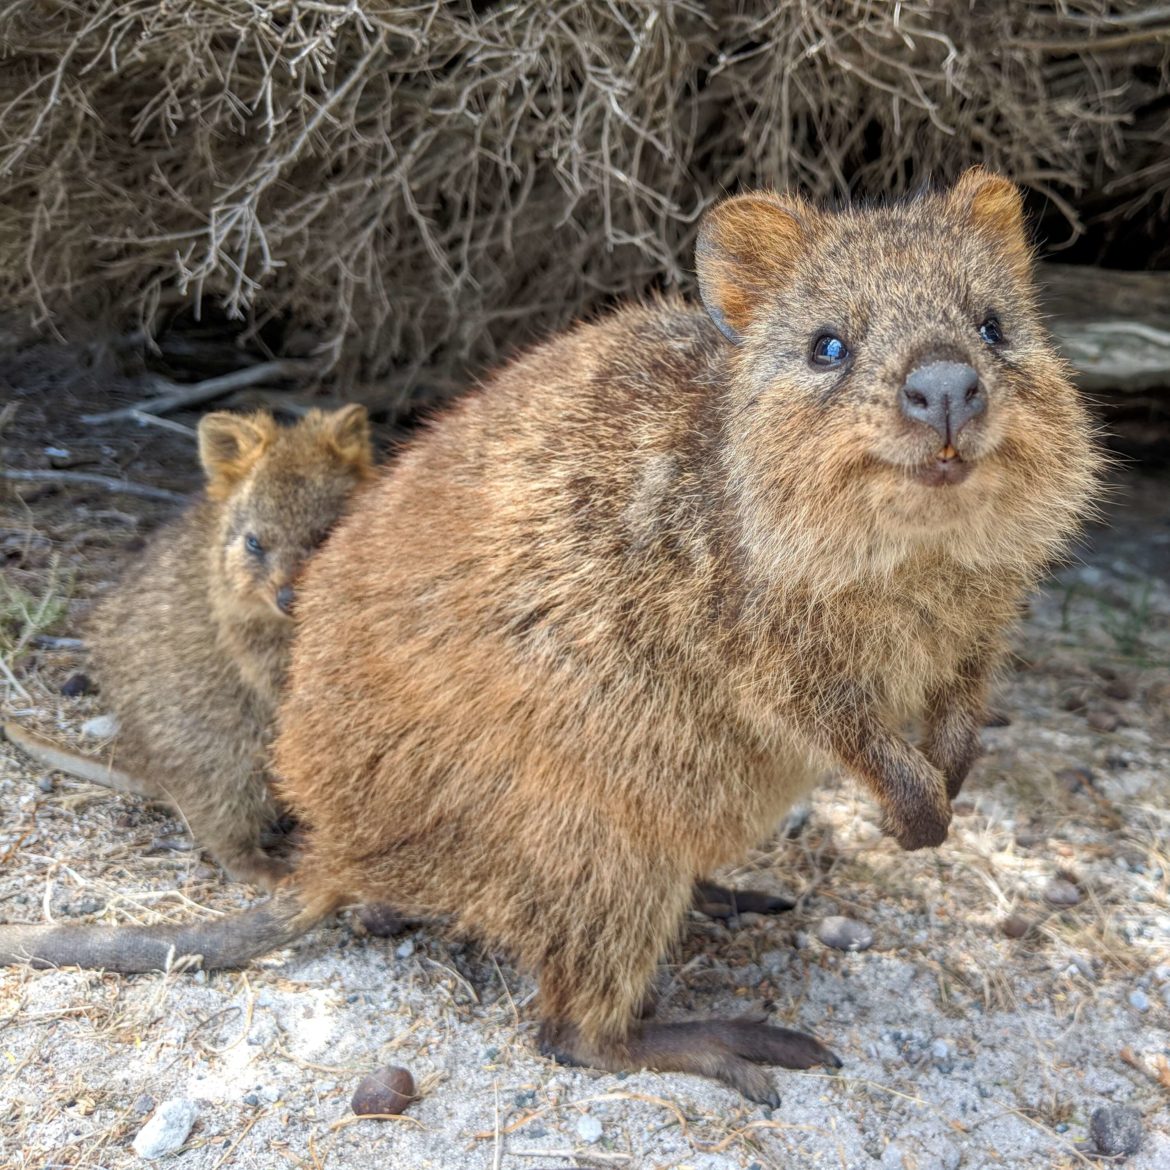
1, 172, 1099, 1104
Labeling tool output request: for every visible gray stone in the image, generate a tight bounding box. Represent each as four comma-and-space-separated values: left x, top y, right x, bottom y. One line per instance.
1128, 988, 1150, 1012
395, 938, 415, 959
576, 1114, 603, 1144
818, 916, 874, 951
1089, 1104, 1143, 1158
132, 1098, 198, 1159
81, 714, 118, 739
1044, 878, 1082, 907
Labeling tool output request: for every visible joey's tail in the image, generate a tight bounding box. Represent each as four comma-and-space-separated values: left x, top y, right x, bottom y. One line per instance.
3, 720, 151, 796
0, 887, 332, 972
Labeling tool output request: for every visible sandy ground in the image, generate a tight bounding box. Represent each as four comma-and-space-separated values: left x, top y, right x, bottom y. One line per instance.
0, 362, 1168, 1169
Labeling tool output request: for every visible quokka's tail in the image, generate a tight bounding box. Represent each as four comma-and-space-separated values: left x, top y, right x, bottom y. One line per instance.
0, 887, 329, 972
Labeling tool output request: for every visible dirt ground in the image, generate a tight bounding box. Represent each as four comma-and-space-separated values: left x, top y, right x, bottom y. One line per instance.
1, 344, 1168, 1170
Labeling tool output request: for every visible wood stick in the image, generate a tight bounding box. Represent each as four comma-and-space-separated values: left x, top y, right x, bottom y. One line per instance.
1, 469, 186, 503
80, 359, 319, 424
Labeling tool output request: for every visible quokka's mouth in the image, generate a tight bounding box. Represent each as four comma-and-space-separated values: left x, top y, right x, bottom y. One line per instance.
911, 445, 974, 488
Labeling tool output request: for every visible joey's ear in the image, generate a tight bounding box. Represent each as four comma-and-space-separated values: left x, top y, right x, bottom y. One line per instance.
198, 411, 275, 497
950, 167, 1032, 280
324, 404, 373, 474
696, 194, 811, 344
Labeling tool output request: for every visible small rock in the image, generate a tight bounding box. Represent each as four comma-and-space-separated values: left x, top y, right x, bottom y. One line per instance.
1128, 988, 1150, 1012
1044, 878, 1082, 907
1086, 707, 1121, 733
575, 1114, 604, 1144
818, 916, 874, 951
131, 1094, 155, 1116
60, 672, 94, 697
37, 776, 53, 794
395, 938, 415, 959
351, 1065, 416, 1117
81, 714, 118, 739
781, 803, 811, 838
132, 1098, 198, 1159
242, 1093, 260, 1107
930, 1038, 950, 1061
1001, 914, 1032, 939
1089, 1104, 1143, 1159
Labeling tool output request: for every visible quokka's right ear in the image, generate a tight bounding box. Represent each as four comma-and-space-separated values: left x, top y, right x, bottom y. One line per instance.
325, 403, 373, 474
696, 193, 813, 345
198, 411, 276, 497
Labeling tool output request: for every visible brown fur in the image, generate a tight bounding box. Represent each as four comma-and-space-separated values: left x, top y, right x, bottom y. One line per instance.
7, 406, 373, 888
0, 172, 1100, 1102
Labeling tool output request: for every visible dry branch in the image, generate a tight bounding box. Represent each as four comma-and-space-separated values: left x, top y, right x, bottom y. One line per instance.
1, 469, 186, 503
79, 360, 320, 424
0, 1, 1165, 399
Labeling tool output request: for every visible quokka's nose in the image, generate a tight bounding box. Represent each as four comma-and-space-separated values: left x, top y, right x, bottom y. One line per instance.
900, 361, 985, 442
275, 585, 296, 615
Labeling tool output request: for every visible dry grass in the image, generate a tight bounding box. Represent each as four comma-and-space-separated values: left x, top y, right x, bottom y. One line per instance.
0, 1, 1168, 399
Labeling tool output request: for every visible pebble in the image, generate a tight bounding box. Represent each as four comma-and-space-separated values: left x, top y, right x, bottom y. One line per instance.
1001, 914, 1032, 939
395, 938, 415, 959
1089, 1104, 1143, 1158
131, 1098, 198, 1159
81, 714, 118, 738
37, 776, 53, 793
131, 1094, 155, 1116
576, 1114, 603, 1144
351, 1065, 416, 1117
60, 672, 94, 697
1044, 878, 1082, 907
1128, 988, 1150, 1012
818, 916, 874, 951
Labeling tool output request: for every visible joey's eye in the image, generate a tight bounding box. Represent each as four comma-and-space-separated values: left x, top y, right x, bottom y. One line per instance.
979, 317, 1004, 346
811, 334, 850, 368
244, 533, 264, 557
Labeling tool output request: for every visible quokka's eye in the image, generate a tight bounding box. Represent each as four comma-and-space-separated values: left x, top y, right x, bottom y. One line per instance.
245, 533, 264, 557
979, 316, 1004, 346
811, 333, 850, 368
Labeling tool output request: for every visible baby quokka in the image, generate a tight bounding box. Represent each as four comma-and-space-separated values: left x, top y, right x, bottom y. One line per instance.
6, 406, 373, 887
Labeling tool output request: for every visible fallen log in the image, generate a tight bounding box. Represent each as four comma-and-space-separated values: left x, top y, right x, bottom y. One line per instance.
1037, 263, 1170, 393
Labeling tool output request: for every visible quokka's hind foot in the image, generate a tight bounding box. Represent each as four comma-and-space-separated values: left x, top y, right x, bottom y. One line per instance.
539, 1016, 840, 1106
693, 880, 796, 919
218, 848, 293, 891
351, 903, 408, 938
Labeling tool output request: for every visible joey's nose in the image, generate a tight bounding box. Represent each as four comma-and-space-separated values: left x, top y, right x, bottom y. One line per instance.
275, 586, 295, 615
900, 362, 985, 442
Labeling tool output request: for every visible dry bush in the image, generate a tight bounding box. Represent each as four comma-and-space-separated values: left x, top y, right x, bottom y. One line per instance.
0, 1, 1167, 402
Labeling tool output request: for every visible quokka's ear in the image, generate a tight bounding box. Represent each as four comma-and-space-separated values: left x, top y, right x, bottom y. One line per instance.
950, 167, 1033, 280
323, 403, 373, 474
696, 193, 813, 344
198, 411, 276, 497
